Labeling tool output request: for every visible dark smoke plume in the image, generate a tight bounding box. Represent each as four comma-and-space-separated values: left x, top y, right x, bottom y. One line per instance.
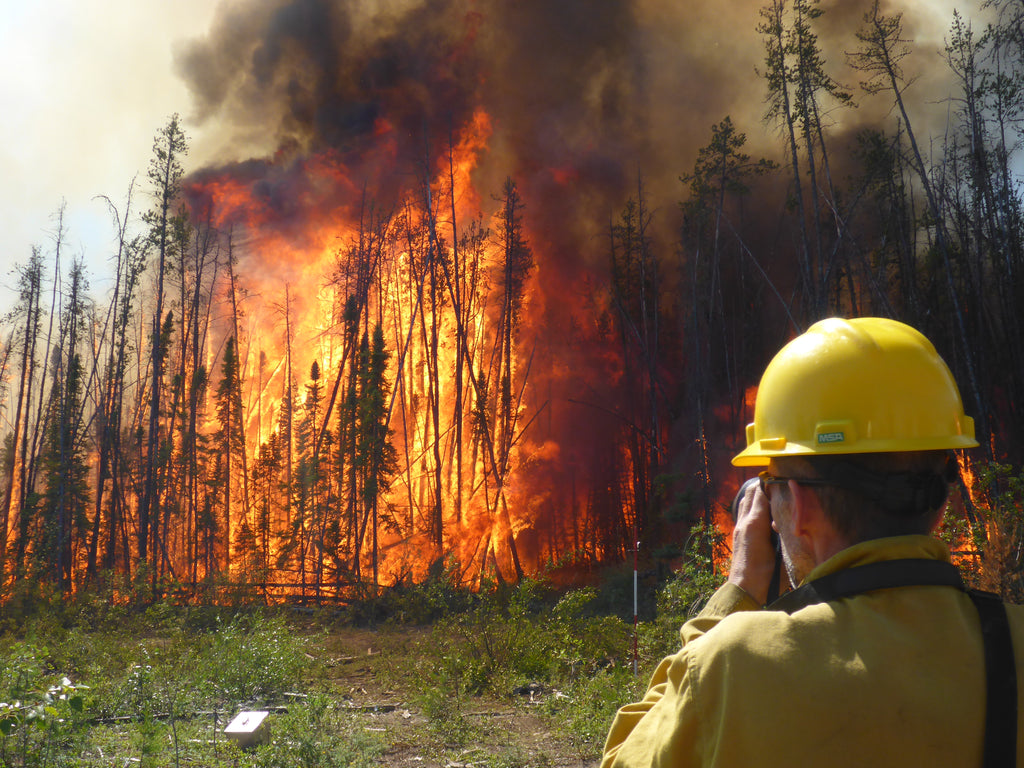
177, 0, 955, 260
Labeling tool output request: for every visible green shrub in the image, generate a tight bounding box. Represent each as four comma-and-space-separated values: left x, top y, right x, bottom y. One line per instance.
190, 614, 311, 706
0, 643, 89, 767
414, 576, 631, 702
643, 522, 727, 659
347, 556, 478, 625
416, 681, 476, 748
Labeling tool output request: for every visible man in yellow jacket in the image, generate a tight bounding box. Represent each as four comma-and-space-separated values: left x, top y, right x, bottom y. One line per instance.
601, 317, 1024, 767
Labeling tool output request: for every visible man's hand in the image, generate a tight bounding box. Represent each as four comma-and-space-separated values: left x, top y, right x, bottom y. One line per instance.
727, 478, 778, 606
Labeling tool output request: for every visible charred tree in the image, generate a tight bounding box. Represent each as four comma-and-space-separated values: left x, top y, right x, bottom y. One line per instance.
849, 1, 987, 449
1, 249, 45, 588
139, 114, 188, 571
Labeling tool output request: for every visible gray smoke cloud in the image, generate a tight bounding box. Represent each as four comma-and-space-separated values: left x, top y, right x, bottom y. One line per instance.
176, 0, 958, 261
173, 0, 965, 420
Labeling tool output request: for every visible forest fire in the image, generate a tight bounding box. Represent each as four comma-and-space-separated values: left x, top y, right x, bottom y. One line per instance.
178, 92, 605, 593
5, 0, 1024, 605
149, 0, 703, 597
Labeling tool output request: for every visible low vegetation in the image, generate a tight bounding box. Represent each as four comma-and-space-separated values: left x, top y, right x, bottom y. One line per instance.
3, 480, 1018, 768
0, 535, 727, 768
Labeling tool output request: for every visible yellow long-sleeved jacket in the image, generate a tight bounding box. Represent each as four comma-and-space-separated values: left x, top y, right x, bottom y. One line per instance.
601, 535, 1024, 767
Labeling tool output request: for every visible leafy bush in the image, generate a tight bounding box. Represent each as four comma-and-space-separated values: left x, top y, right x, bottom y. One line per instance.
416, 681, 477, 747
644, 522, 727, 659
538, 524, 726, 760
190, 614, 311, 706
945, 460, 1024, 600
0, 643, 89, 767
414, 576, 630, 704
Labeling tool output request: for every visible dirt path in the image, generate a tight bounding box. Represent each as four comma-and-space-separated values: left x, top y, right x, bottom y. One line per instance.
318, 627, 601, 768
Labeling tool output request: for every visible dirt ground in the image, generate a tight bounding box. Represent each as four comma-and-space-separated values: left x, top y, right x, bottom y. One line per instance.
318, 626, 602, 768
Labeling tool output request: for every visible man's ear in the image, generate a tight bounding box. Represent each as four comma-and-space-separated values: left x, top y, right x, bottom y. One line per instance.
788, 480, 848, 565
787, 480, 822, 548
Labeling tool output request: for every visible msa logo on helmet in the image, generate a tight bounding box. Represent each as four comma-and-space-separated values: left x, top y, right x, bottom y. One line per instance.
818, 431, 846, 444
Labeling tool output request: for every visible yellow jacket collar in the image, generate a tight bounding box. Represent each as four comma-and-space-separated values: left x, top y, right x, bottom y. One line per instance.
802, 534, 952, 586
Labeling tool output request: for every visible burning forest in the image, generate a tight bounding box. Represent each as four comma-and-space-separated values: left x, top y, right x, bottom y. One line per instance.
4, 0, 1024, 603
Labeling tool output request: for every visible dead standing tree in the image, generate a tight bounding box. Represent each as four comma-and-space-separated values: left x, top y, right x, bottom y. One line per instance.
1, 249, 45, 588
847, 0, 987, 448
139, 115, 188, 574
87, 184, 147, 582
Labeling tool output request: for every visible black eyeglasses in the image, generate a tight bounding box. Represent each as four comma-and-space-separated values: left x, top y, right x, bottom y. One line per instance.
758, 471, 831, 496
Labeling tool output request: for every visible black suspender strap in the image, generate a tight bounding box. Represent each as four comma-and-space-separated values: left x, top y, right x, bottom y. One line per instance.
767, 559, 1018, 767
969, 590, 1018, 768
768, 558, 965, 614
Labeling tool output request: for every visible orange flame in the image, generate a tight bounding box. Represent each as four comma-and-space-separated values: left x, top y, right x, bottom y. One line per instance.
178, 104, 581, 591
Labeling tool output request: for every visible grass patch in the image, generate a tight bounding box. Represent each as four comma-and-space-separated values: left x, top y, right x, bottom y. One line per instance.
0, 543, 726, 767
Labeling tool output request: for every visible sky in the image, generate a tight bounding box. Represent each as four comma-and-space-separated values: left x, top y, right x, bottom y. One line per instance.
0, 0, 219, 309
0, 0, 969, 315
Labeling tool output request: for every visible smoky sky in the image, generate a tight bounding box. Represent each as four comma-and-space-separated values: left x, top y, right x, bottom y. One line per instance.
177, 0, 746, 227
180, 1, 484, 192
177, 0, 957, 249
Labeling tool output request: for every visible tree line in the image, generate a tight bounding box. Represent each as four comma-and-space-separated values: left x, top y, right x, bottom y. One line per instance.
3, 0, 1024, 603
660, 0, 1024, 576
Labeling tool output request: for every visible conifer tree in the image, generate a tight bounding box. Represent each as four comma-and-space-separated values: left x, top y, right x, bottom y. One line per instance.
489, 177, 532, 579
88, 184, 147, 582
252, 429, 282, 595
213, 336, 245, 575
139, 114, 188, 569
357, 324, 398, 589
38, 260, 91, 592
848, 0, 986, 446
1, 249, 45, 587
609, 186, 660, 551
299, 360, 324, 596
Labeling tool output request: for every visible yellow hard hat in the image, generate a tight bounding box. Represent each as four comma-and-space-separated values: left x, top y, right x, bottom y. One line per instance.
732, 317, 978, 466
